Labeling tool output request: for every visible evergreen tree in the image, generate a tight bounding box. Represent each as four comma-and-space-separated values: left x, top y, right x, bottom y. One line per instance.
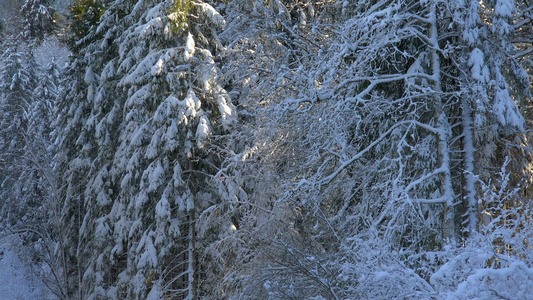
67, 0, 107, 51
55, 0, 237, 298
20, 0, 56, 40
0, 44, 38, 226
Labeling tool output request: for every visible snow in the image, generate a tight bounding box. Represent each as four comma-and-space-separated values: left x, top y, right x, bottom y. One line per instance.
134, 191, 149, 210
147, 160, 165, 192
146, 129, 162, 159
494, 0, 515, 18
151, 52, 172, 77
123, 53, 160, 85
448, 261, 533, 300
184, 33, 195, 61
101, 59, 116, 81
179, 89, 201, 118
95, 216, 111, 239
374, 271, 391, 281
137, 236, 158, 269
96, 189, 111, 206
168, 219, 181, 237
165, 120, 179, 151
172, 162, 183, 187
0, 237, 55, 300
130, 124, 148, 146
136, 17, 165, 40
493, 87, 525, 130
216, 92, 237, 129
84, 67, 98, 84
146, 284, 163, 300
467, 48, 489, 83
195, 115, 211, 148
196, 2, 225, 28
3, 0, 533, 299
155, 195, 171, 220
144, 3, 166, 23
461, 1, 481, 46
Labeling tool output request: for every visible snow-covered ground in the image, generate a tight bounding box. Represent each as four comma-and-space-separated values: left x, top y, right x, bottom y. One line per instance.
0, 236, 55, 300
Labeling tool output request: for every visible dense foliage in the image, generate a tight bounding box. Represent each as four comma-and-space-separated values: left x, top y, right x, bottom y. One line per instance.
1, 0, 532, 299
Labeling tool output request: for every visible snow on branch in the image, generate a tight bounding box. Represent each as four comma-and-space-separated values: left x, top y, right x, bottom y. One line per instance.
300, 120, 441, 188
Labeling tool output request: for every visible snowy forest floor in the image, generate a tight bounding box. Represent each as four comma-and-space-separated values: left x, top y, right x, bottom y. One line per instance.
0, 235, 55, 300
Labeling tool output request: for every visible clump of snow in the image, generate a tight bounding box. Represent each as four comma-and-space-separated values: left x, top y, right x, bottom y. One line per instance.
467, 48, 489, 83
374, 271, 390, 281
144, 3, 166, 23
196, 115, 211, 148
151, 56, 165, 76
136, 16, 165, 40
181, 89, 201, 117
184, 33, 195, 61
461, 1, 481, 46
145, 160, 165, 192
156, 195, 171, 220
137, 236, 158, 269
216, 92, 237, 129
95, 216, 111, 239
493, 88, 525, 131
84, 67, 98, 84
146, 284, 163, 300
494, 0, 515, 18
145, 129, 162, 159
448, 261, 533, 300
123, 53, 160, 85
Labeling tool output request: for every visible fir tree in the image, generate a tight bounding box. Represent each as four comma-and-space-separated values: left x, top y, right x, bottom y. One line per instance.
20, 0, 56, 40
55, 0, 237, 298
0, 44, 38, 226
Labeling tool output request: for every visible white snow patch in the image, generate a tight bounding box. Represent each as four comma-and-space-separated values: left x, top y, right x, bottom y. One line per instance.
156, 195, 171, 220
494, 0, 515, 18
493, 88, 525, 131
467, 48, 489, 83
375, 271, 390, 281
216, 92, 237, 128
0, 236, 55, 299
184, 33, 195, 61
196, 115, 211, 148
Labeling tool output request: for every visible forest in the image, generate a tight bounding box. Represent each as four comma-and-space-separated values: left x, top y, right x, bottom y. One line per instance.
1, 0, 533, 299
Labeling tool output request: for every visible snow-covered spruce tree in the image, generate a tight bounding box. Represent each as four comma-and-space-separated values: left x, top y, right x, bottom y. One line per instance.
52, 1, 113, 296
55, 0, 237, 298
0, 43, 38, 227
53, 62, 95, 300
224, 0, 532, 298
14, 59, 60, 233
67, 0, 107, 51
20, 0, 56, 40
